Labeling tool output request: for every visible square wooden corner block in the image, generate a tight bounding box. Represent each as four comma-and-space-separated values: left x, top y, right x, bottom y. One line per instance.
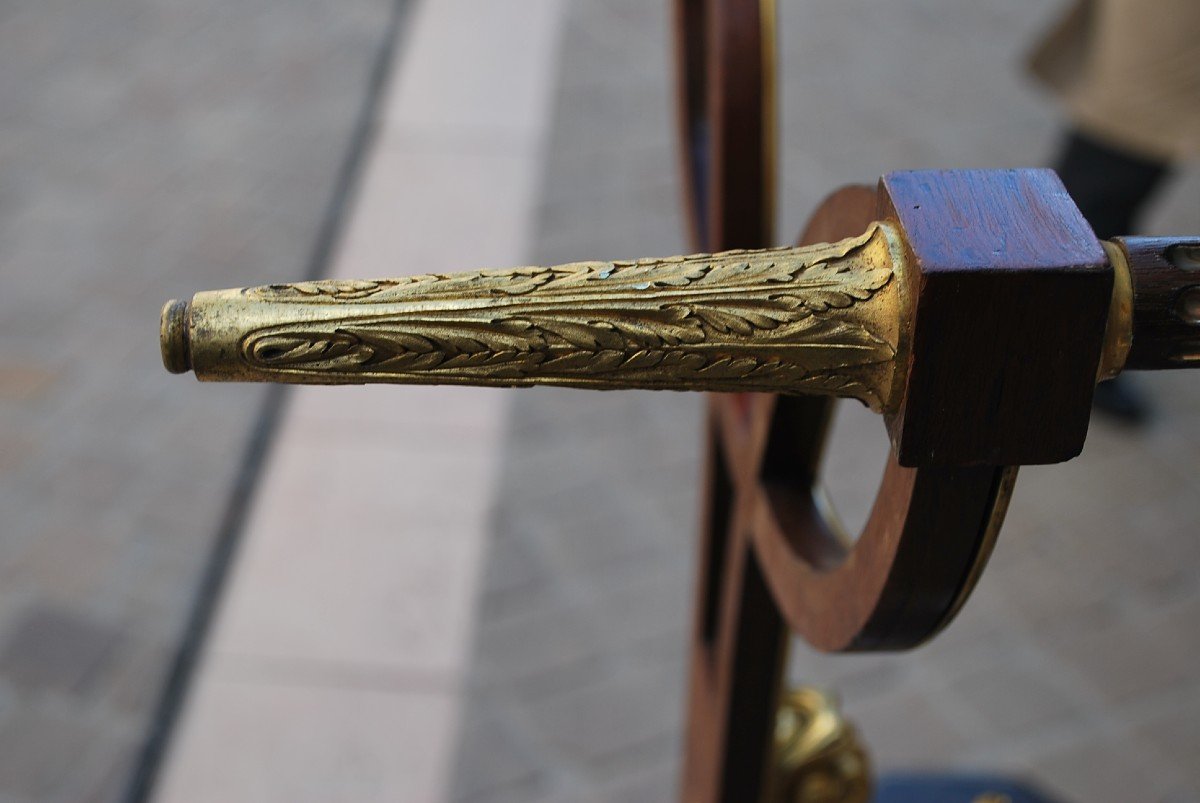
879, 169, 1112, 467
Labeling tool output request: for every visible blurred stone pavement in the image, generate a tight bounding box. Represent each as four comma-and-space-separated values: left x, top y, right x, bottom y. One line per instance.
448, 2, 1200, 802
0, 1, 398, 800
0, 1, 1196, 802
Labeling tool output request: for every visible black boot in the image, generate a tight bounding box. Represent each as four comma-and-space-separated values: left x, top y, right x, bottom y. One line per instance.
1092, 377, 1151, 426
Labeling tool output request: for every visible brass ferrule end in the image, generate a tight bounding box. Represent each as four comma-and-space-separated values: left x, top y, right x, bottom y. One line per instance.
157, 223, 906, 409
160, 299, 192, 374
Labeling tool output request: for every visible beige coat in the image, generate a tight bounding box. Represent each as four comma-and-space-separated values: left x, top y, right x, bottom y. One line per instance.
1029, 0, 1200, 162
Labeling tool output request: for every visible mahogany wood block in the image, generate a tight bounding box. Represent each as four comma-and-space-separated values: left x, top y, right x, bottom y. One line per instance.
879, 169, 1112, 467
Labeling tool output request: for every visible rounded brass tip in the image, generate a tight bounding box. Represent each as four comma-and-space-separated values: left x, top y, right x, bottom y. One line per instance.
160, 299, 192, 374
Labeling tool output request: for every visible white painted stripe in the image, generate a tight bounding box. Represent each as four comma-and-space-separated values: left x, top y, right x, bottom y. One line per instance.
156, 1, 568, 800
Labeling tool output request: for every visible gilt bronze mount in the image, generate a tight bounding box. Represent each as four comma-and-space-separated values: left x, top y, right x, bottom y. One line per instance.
162, 223, 907, 410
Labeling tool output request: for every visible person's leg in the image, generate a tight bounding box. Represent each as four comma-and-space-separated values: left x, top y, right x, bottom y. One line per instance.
1054, 130, 1173, 424
1055, 130, 1172, 238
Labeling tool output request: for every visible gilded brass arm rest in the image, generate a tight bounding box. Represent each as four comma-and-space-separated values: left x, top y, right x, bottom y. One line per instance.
161, 223, 909, 411
160, 216, 1160, 425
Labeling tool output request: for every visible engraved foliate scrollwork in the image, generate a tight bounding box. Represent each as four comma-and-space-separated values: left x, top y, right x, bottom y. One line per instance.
179, 223, 906, 410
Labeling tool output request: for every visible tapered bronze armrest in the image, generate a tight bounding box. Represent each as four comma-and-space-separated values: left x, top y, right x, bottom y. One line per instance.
162, 223, 909, 412
159, 226, 1198, 426
157, 230, 1190, 417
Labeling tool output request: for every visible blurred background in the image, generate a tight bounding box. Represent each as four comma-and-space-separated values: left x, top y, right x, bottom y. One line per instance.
0, 1, 1196, 802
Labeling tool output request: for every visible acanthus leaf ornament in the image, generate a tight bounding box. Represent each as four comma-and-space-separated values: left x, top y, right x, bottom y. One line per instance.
163, 222, 909, 411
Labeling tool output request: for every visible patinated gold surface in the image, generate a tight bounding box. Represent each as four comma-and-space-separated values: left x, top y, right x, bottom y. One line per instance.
769, 687, 872, 803
162, 223, 909, 410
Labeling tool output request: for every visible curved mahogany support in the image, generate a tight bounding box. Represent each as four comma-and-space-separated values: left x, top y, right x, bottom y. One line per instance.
736, 186, 1017, 652
714, 393, 1015, 652
751, 447, 1015, 652
681, 184, 1018, 802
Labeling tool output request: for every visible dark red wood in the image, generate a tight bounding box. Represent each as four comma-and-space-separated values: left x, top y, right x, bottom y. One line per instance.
683, 449, 786, 802
1118, 236, 1200, 370
673, 0, 770, 251
676, 8, 777, 793
753, 454, 1010, 651
880, 169, 1112, 467
683, 182, 1018, 802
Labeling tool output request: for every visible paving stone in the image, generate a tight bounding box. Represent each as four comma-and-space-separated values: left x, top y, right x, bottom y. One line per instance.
0, 362, 59, 401
1031, 733, 1178, 803
456, 775, 557, 803
479, 528, 557, 618
0, 0, 399, 796
0, 604, 125, 698
1131, 694, 1200, 797
0, 703, 123, 802
846, 690, 975, 771
588, 563, 692, 651
522, 662, 682, 771
103, 637, 174, 718
473, 596, 607, 692
452, 702, 548, 802
1040, 609, 1195, 706
596, 763, 678, 803
943, 661, 1087, 740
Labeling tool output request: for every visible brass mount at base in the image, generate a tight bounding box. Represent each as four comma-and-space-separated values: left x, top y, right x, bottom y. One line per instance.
770, 687, 872, 803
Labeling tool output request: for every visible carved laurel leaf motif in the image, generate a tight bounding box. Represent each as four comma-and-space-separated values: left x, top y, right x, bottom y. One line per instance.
248, 226, 884, 302
237, 224, 900, 406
